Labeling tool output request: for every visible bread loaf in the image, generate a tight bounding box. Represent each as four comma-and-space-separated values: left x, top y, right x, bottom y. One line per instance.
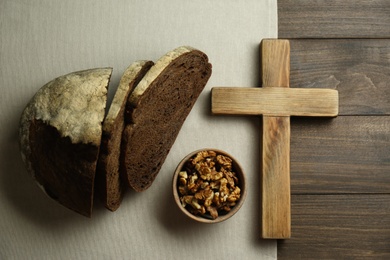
122, 46, 212, 191
19, 68, 112, 217
96, 61, 153, 211
19, 46, 212, 216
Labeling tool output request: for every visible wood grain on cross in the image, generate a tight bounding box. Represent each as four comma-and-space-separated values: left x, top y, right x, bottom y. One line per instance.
211, 39, 339, 239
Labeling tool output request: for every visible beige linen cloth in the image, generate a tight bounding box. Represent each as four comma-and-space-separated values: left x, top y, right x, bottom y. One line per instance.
0, 0, 277, 259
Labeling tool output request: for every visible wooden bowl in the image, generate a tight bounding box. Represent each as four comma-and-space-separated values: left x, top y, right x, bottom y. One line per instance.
173, 149, 247, 223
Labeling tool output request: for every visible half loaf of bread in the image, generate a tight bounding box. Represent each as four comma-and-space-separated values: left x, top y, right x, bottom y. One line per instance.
96, 61, 153, 211
19, 68, 112, 217
122, 46, 212, 191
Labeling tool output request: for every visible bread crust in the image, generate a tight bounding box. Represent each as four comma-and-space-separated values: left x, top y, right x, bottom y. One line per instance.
123, 47, 212, 191
19, 68, 112, 217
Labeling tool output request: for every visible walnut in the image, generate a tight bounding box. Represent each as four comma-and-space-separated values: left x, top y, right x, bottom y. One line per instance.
216, 154, 232, 169
180, 195, 193, 207
194, 187, 213, 200
177, 150, 241, 219
227, 186, 241, 202
187, 173, 198, 190
206, 206, 218, 219
219, 178, 229, 199
224, 170, 237, 187
179, 171, 188, 186
178, 185, 187, 195
200, 181, 209, 189
213, 192, 221, 206
191, 198, 202, 210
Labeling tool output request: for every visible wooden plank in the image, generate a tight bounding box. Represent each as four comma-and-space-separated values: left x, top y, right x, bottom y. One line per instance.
211, 87, 338, 116
278, 0, 390, 38
277, 1, 390, 259
289, 39, 390, 115
261, 39, 291, 238
278, 194, 390, 259
290, 116, 390, 194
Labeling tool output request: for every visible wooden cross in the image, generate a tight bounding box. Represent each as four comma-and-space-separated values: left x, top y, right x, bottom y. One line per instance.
211, 39, 339, 239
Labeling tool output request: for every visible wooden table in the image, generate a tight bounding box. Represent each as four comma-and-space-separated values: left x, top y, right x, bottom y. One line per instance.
277, 0, 390, 258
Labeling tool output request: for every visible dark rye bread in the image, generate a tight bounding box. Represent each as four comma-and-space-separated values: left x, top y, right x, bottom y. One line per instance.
19, 68, 112, 217
19, 46, 211, 216
122, 46, 212, 192
96, 61, 153, 211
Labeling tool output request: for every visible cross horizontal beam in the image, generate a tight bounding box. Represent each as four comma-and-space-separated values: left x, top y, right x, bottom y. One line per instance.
212, 87, 338, 117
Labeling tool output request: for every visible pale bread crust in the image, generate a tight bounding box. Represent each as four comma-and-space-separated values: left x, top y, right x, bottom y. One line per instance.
19, 68, 112, 217
129, 46, 195, 105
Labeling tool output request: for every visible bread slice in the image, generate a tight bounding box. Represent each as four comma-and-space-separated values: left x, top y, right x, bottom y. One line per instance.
122, 46, 212, 192
96, 61, 153, 211
19, 68, 112, 217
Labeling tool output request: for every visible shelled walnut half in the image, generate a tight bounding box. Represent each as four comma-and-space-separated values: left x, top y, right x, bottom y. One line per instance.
177, 150, 242, 220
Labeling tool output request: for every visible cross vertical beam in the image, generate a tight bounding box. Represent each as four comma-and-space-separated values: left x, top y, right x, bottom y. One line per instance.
261, 40, 291, 238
